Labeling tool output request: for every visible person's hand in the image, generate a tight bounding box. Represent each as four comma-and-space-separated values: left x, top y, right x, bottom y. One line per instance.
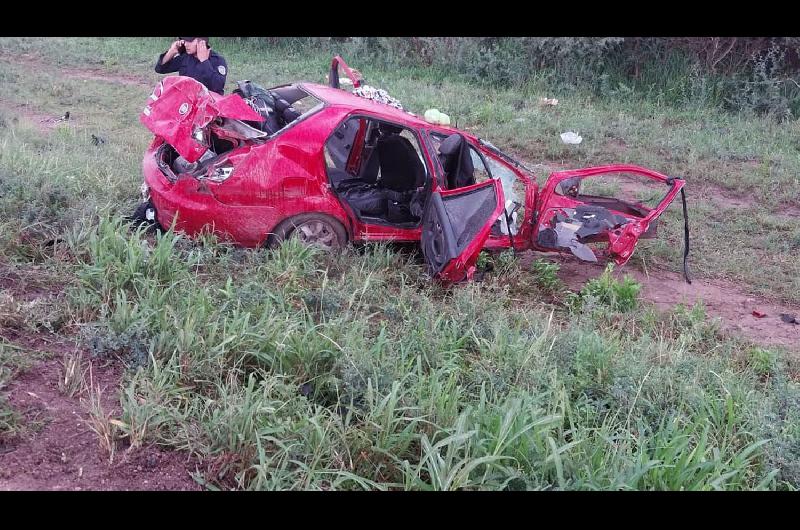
197, 40, 210, 62
161, 39, 183, 65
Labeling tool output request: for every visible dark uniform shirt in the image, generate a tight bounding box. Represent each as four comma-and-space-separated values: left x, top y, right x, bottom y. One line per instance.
154, 49, 228, 95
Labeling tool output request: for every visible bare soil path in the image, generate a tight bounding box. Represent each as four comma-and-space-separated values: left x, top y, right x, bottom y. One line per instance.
0, 336, 201, 491
524, 251, 800, 353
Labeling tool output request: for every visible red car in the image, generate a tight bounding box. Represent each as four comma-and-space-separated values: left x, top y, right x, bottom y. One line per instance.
138, 57, 689, 283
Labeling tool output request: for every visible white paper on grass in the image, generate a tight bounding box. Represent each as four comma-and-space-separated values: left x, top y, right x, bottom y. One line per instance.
560, 131, 583, 144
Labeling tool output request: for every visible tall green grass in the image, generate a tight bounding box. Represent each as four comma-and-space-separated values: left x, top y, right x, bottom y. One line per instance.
51, 218, 798, 490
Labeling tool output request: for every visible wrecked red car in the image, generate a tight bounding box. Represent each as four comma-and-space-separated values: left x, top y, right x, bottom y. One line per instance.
138, 56, 689, 282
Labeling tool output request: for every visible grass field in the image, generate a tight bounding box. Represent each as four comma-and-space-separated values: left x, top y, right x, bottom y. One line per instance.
0, 37, 798, 490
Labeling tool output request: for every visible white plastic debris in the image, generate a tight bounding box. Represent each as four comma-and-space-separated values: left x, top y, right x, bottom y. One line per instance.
560, 131, 583, 145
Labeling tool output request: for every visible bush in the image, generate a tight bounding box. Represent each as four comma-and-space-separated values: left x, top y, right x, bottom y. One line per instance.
529, 259, 564, 296
228, 37, 800, 119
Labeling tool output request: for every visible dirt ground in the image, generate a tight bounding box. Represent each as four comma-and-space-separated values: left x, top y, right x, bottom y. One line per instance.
523, 251, 800, 353
0, 334, 200, 491
0, 263, 200, 491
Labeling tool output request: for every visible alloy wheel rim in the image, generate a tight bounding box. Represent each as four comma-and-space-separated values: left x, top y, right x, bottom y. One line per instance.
293, 220, 338, 249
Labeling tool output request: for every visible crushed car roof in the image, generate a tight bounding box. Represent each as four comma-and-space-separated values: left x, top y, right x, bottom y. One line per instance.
299, 82, 465, 134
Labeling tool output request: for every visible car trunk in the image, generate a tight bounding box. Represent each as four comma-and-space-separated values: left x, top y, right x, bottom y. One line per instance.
141, 76, 266, 165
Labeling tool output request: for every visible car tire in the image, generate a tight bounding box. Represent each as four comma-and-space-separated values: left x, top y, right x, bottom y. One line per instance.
268, 213, 348, 251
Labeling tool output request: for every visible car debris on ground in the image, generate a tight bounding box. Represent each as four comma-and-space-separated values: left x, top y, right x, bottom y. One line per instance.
560, 131, 582, 144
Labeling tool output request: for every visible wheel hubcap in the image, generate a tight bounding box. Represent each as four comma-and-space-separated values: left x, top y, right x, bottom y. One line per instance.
293, 220, 338, 250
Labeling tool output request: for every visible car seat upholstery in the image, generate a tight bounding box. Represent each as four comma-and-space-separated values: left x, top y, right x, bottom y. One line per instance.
438, 133, 475, 189
376, 135, 426, 192
333, 130, 426, 223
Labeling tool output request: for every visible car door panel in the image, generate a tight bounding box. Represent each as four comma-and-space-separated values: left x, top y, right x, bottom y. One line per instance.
533, 164, 685, 265
421, 179, 505, 282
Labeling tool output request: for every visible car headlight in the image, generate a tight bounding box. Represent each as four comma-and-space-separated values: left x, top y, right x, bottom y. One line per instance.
192, 127, 206, 145
208, 164, 234, 183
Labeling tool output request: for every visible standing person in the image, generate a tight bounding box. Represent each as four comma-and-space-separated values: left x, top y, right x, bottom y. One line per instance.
155, 37, 228, 94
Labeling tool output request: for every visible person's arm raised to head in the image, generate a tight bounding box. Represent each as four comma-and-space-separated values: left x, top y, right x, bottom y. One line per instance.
155, 39, 183, 74
194, 41, 227, 94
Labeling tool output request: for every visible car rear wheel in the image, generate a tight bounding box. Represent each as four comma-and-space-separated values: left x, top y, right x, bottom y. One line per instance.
269, 213, 348, 251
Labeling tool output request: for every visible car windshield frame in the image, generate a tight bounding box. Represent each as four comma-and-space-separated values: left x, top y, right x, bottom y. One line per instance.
476, 138, 536, 178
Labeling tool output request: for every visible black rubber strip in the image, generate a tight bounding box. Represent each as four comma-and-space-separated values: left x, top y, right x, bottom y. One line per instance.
680, 187, 692, 284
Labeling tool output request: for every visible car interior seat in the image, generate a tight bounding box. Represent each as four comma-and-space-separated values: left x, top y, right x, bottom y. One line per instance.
333, 123, 427, 224
438, 133, 475, 189
376, 134, 425, 192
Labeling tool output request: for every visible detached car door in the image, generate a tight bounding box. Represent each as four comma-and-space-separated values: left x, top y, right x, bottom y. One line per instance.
532, 164, 686, 266
421, 179, 505, 282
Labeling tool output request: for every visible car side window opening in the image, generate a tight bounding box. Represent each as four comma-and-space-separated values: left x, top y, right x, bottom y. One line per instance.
324, 116, 430, 228
554, 172, 668, 218
234, 81, 324, 136
483, 155, 525, 236
429, 131, 523, 236
469, 148, 491, 183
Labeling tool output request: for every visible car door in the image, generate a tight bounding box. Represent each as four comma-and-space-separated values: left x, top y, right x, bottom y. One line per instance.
532, 164, 686, 265
421, 179, 505, 282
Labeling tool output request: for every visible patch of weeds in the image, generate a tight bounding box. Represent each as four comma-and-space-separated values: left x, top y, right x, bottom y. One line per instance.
572, 332, 617, 392
529, 259, 565, 295
477, 249, 518, 275
0, 340, 42, 387
476, 251, 491, 271
748, 347, 778, 377
495, 250, 518, 274
83, 382, 124, 465
81, 321, 151, 368
567, 263, 641, 313
0, 292, 24, 331
0, 395, 24, 442
58, 350, 87, 398
0, 293, 69, 334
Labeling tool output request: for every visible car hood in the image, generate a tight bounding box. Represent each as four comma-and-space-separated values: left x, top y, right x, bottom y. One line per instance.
140, 76, 264, 163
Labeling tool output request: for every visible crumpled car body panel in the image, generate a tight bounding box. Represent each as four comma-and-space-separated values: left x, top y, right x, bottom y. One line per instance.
532, 164, 685, 266
140, 76, 263, 163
